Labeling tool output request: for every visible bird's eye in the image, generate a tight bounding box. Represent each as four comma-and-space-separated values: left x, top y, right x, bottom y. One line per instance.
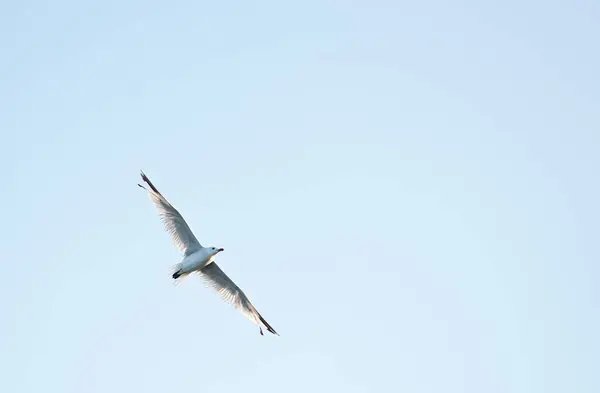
212, 247, 215, 250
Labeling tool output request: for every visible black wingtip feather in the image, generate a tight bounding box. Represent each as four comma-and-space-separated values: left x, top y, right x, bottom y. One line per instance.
258, 313, 279, 336
139, 171, 161, 195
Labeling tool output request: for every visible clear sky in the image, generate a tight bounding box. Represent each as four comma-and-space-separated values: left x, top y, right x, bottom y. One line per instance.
2, 1, 599, 392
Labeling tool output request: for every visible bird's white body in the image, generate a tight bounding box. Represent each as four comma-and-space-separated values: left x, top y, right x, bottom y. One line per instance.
178, 248, 214, 275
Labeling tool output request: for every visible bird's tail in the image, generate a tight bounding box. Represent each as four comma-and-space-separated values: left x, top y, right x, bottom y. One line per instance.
171, 262, 187, 285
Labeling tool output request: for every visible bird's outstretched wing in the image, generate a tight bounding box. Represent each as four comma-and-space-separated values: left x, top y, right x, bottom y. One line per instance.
138, 171, 202, 256
199, 262, 279, 336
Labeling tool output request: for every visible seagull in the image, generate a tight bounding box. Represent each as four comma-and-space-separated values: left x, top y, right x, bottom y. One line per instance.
138, 171, 278, 336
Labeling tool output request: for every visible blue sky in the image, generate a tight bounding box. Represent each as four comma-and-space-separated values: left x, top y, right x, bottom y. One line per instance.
2, 1, 599, 392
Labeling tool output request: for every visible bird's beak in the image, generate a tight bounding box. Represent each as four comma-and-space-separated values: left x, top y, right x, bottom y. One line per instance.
217, 248, 224, 253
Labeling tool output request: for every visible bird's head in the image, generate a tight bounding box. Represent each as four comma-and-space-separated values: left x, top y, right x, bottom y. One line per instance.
208, 246, 225, 256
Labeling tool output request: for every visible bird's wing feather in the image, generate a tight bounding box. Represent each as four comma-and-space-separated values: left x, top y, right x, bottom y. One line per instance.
199, 262, 279, 335
139, 171, 202, 256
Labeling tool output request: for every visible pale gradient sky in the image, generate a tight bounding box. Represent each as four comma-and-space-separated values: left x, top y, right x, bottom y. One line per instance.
2, 1, 599, 392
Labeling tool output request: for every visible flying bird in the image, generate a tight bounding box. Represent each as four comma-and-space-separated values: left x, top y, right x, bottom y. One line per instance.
138, 171, 278, 336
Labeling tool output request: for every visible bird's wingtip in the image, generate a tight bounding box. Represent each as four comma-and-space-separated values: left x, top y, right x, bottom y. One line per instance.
258, 314, 279, 336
